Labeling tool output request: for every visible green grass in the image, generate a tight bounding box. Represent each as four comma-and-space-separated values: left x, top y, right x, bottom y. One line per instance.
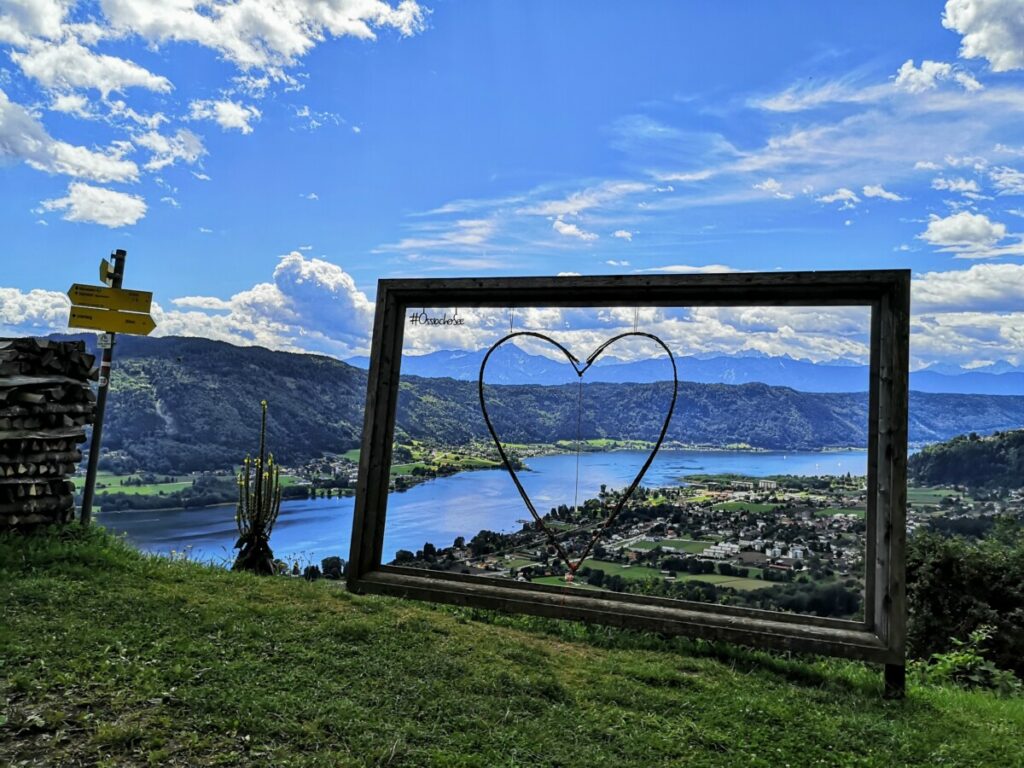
679, 574, 772, 591
2, 528, 1022, 767
583, 560, 663, 581
906, 486, 967, 504
711, 501, 780, 513
627, 538, 710, 554
820, 507, 867, 519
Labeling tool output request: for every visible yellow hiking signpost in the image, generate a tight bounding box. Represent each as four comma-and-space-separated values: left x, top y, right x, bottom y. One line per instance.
68, 306, 157, 335
67, 284, 153, 314
69, 249, 156, 525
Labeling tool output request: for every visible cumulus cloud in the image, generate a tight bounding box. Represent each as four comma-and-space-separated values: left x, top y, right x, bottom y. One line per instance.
100, 0, 427, 71
612, 229, 633, 241
188, 98, 261, 133
862, 184, 905, 201
893, 58, 983, 93
917, 211, 1016, 258
0, 0, 68, 47
1, 88, 138, 182
817, 187, 860, 209
943, 0, 1024, 72
913, 262, 1024, 312
156, 253, 375, 356
37, 182, 147, 227
552, 217, 598, 241
12, 37, 172, 96
0, 286, 70, 335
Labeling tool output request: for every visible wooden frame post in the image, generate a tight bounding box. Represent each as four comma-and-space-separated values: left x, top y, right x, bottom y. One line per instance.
347, 270, 911, 693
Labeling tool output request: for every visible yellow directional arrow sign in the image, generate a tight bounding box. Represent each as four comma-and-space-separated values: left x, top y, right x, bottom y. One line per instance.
68, 283, 152, 313
68, 306, 156, 335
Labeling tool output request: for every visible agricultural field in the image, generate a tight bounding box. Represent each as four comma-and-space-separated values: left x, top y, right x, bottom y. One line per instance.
679, 573, 772, 591
819, 507, 867, 518
583, 560, 662, 581
626, 538, 710, 554
72, 471, 301, 497
711, 501, 780, 513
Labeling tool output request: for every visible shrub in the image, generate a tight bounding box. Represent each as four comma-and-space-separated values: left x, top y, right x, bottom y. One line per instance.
915, 625, 1021, 696
906, 519, 1024, 677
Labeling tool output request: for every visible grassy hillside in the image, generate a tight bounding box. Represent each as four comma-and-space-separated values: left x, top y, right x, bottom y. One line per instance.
2, 528, 1022, 767
60, 335, 1024, 473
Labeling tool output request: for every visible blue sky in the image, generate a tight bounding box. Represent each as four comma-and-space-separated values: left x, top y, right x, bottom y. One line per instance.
1, 1, 1023, 368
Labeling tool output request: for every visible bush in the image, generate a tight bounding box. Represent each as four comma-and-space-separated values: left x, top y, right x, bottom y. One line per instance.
915, 625, 1021, 696
906, 520, 1024, 677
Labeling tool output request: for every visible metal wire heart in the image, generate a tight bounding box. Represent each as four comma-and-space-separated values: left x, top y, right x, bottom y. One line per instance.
478, 330, 678, 576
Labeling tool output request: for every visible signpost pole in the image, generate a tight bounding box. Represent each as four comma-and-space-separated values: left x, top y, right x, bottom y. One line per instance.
80, 249, 126, 525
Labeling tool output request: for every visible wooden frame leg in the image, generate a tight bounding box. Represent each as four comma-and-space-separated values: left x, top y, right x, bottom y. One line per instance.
884, 663, 905, 699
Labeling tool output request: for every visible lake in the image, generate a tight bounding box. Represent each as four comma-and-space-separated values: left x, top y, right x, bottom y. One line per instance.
96, 449, 867, 567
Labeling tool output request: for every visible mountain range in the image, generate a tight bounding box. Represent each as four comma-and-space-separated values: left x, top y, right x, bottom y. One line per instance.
33, 335, 1024, 473
347, 347, 1024, 395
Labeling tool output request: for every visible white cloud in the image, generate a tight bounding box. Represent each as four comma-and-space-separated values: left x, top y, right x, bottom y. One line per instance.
893, 59, 983, 93
191, 171, 211, 181
943, 0, 1024, 72
817, 187, 860, 209
0, 286, 70, 336
134, 128, 205, 171
914, 160, 943, 170
188, 98, 261, 134
12, 37, 172, 96
38, 181, 147, 227
100, 0, 427, 71
524, 181, 650, 217
385, 218, 497, 251
612, 229, 633, 241
753, 178, 793, 199
160, 195, 179, 207
198, 226, 213, 233
0, 0, 68, 47
931, 176, 981, 193
0, 88, 138, 182
552, 217, 598, 241
49, 92, 93, 118
989, 165, 1024, 195
918, 211, 1013, 258
605, 259, 630, 267
303, 192, 318, 200
156, 253, 375, 356
862, 184, 905, 201
914, 262, 1024, 312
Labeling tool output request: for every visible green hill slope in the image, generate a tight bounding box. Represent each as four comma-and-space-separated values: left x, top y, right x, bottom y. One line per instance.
1, 528, 1021, 767
909, 429, 1024, 489
47, 335, 1024, 472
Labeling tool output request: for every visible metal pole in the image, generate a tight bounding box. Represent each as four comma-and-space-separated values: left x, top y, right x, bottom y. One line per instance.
80, 249, 125, 525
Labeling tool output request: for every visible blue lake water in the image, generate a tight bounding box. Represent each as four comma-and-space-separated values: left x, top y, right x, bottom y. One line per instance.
96, 449, 867, 567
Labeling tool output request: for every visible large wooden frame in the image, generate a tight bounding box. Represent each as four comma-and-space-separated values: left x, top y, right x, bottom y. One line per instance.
347, 271, 911, 695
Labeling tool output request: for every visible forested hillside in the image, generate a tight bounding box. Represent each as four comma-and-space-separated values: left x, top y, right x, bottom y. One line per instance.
909, 429, 1024, 489
56, 335, 1024, 472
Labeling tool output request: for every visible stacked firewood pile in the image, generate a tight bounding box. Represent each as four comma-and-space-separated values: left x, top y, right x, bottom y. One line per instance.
0, 338, 97, 527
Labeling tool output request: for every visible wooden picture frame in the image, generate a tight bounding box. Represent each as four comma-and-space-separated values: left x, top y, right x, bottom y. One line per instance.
347, 270, 911, 696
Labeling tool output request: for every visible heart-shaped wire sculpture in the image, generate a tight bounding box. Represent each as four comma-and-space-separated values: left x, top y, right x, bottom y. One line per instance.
478, 331, 678, 576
